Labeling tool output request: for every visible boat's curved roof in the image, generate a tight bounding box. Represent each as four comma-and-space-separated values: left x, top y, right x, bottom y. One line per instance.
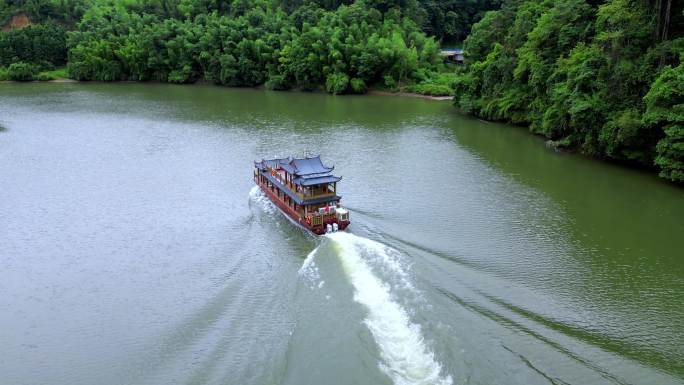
288, 156, 333, 176
255, 155, 340, 186
294, 175, 342, 186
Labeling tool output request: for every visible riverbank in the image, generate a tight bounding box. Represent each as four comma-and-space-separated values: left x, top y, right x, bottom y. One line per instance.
0, 78, 455, 100
0, 78, 76, 83
368, 90, 453, 100
0, 66, 70, 82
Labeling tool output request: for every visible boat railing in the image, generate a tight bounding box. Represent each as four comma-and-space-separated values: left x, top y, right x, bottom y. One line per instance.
303, 191, 336, 199
270, 172, 335, 200
310, 215, 323, 226
307, 212, 337, 226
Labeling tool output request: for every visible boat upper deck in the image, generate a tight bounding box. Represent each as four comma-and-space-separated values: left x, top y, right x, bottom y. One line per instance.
254, 156, 342, 205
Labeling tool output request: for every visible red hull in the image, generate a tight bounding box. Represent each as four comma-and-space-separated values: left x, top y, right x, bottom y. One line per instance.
255, 180, 349, 235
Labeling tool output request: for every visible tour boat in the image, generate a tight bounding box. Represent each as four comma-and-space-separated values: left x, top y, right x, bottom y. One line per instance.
253, 155, 350, 235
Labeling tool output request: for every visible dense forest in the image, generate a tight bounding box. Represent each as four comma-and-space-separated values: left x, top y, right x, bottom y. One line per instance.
1, 0, 683, 182
453, 0, 684, 182
0, 0, 497, 93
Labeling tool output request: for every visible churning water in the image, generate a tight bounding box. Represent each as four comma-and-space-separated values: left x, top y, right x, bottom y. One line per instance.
251, 184, 451, 384
324, 232, 452, 385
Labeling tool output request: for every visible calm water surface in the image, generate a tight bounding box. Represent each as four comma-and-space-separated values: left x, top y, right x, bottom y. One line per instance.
1, 83, 682, 385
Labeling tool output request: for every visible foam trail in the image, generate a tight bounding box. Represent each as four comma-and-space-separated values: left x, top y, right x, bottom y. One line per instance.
248, 185, 261, 198
327, 232, 452, 385
248, 185, 275, 214
343, 234, 417, 294
298, 246, 320, 279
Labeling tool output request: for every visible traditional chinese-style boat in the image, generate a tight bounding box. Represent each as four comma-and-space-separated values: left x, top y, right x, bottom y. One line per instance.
253, 155, 350, 235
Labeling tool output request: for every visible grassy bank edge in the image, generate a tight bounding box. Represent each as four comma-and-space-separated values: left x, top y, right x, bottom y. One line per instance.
0, 67, 457, 98
0, 65, 70, 81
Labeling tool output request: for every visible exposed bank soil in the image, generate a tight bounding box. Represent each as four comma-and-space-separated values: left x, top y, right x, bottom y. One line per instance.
2, 14, 31, 32
368, 89, 453, 101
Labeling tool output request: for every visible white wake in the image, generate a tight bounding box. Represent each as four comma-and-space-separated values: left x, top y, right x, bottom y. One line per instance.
298, 246, 321, 285
248, 185, 275, 214
325, 232, 453, 385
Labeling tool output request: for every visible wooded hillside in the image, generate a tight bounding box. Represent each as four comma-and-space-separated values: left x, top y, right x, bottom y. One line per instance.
453, 0, 684, 182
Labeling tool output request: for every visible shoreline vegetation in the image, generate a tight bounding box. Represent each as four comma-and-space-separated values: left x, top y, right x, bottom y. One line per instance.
0, 74, 453, 100
1, 0, 682, 182
0, 62, 460, 96
451, 0, 684, 183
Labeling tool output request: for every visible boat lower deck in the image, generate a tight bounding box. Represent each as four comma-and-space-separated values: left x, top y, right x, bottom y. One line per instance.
255, 179, 349, 235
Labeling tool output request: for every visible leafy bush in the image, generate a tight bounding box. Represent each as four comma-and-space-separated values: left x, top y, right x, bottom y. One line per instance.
405, 71, 455, 95
325, 72, 349, 94
0, 67, 8, 80
644, 63, 684, 182
265, 74, 291, 90
7, 62, 38, 81
655, 125, 684, 182
167, 66, 194, 84
35, 72, 53, 81
383, 74, 396, 89
407, 82, 453, 96
36, 67, 68, 80
349, 78, 367, 94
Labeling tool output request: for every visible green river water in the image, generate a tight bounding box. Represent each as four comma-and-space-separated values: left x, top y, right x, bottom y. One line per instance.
0, 83, 682, 385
